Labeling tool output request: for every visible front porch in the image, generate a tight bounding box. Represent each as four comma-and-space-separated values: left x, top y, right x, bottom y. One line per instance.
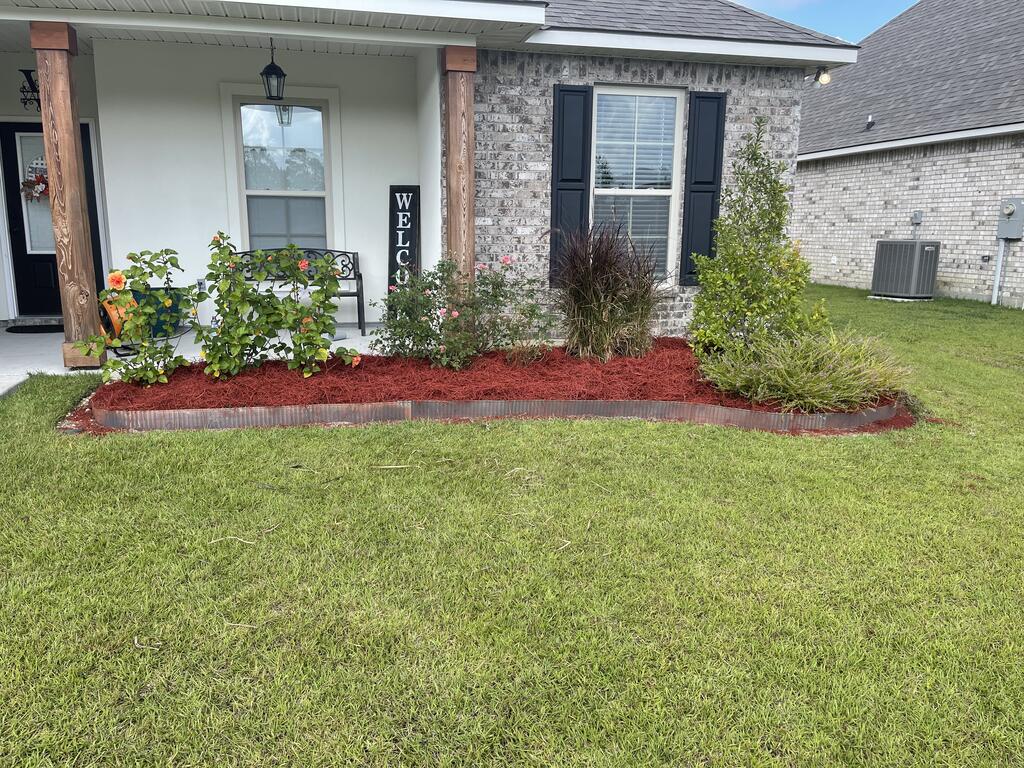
0, 0, 513, 369
0, 321, 381, 395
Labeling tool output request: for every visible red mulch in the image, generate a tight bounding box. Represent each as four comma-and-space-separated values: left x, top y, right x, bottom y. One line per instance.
91, 338, 776, 412
74, 338, 915, 436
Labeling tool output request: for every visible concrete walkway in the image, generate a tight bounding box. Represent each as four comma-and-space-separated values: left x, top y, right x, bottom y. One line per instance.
0, 324, 378, 397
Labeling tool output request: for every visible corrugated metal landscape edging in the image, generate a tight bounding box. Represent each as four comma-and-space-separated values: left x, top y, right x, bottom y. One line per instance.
91, 400, 900, 433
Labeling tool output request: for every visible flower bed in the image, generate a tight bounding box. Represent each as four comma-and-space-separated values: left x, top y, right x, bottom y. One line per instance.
75, 339, 913, 435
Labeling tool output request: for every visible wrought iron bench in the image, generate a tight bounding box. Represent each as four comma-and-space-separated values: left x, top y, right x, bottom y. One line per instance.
235, 248, 366, 336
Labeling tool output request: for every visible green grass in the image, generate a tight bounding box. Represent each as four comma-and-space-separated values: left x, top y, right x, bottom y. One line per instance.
1, 285, 1022, 766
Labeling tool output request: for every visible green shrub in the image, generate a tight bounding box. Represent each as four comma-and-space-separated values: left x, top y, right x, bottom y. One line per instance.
372, 257, 553, 370
700, 331, 908, 412
689, 117, 826, 357
196, 235, 357, 378
552, 226, 669, 362
75, 249, 198, 384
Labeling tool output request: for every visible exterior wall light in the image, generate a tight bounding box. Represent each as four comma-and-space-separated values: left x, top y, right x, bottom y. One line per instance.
19, 69, 40, 112
260, 39, 287, 101
815, 67, 832, 86
275, 104, 293, 127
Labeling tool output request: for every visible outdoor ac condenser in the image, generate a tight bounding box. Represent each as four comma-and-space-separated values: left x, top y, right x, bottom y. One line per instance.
871, 240, 941, 300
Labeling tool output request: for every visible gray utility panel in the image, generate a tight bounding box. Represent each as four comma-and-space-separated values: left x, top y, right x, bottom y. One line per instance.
997, 198, 1024, 240
871, 240, 941, 300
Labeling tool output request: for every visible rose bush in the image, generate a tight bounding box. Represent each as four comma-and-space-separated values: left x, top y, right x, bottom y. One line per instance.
372, 257, 553, 369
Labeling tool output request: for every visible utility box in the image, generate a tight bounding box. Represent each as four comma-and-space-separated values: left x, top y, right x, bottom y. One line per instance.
997, 198, 1024, 240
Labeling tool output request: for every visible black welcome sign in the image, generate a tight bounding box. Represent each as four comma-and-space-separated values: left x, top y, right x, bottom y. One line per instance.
388, 185, 420, 287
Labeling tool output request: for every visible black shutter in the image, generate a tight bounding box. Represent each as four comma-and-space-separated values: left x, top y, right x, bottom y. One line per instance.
550, 84, 593, 281
680, 92, 727, 286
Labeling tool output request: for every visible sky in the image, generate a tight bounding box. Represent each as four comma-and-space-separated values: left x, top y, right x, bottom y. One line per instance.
738, 0, 919, 43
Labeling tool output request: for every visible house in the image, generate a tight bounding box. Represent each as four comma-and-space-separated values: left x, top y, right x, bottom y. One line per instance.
0, 0, 855, 367
792, 0, 1024, 308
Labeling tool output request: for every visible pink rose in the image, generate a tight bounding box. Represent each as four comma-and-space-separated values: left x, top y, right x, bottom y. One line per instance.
438, 345, 446, 353
451, 310, 460, 319
388, 285, 397, 292
475, 262, 488, 271
501, 255, 513, 266
297, 259, 310, 271
438, 307, 448, 316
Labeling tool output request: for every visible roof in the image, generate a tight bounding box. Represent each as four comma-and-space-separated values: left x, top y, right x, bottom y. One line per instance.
542, 0, 852, 48
800, 0, 1024, 155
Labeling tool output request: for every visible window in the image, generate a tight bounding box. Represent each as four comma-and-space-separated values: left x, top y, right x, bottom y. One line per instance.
239, 103, 328, 250
591, 90, 683, 278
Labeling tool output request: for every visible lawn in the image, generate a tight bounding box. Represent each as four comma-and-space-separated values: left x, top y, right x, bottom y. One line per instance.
1, 285, 1022, 766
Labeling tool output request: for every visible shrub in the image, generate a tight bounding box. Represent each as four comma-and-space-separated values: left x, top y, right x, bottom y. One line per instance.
700, 331, 909, 412
689, 117, 826, 357
372, 258, 553, 370
195, 235, 357, 379
75, 249, 198, 384
552, 226, 668, 362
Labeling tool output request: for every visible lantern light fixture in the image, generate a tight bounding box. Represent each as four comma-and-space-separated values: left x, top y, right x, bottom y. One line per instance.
260, 38, 287, 101
814, 67, 832, 86
19, 69, 40, 112
275, 104, 293, 127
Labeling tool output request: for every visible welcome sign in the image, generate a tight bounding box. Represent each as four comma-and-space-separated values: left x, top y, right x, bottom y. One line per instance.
388, 185, 420, 287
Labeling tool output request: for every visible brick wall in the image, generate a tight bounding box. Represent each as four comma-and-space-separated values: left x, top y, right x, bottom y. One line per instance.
793, 134, 1024, 308
470, 50, 806, 335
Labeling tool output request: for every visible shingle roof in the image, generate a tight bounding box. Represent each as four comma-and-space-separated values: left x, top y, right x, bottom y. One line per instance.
800, 0, 1024, 155
542, 0, 853, 48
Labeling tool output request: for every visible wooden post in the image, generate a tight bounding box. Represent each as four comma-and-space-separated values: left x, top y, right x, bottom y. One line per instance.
31, 21, 103, 368
443, 46, 476, 277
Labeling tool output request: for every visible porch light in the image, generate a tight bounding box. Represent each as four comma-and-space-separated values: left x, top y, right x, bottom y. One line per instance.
19, 69, 40, 112
275, 104, 293, 127
814, 67, 832, 86
260, 39, 287, 101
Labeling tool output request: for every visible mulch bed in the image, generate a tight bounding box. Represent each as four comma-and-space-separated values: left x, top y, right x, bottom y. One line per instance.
91, 338, 774, 412
69, 339, 913, 435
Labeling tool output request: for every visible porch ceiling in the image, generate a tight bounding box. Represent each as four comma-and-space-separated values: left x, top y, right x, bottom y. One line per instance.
0, 0, 544, 54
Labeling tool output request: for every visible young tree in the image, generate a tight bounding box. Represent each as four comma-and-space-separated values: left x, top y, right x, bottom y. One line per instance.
689, 117, 824, 357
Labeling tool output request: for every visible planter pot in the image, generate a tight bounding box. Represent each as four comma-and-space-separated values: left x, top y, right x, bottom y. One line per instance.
133, 288, 186, 337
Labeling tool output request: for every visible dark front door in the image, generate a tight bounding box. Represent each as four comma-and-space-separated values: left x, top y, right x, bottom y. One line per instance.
0, 122, 103, 316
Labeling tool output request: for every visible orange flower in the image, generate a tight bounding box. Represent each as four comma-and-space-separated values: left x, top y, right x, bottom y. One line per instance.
301, 316, 313, 325
211, 234, 221, 244
298, 259, 310, 271
351, 355, 362, 368
108, 271, 126, 291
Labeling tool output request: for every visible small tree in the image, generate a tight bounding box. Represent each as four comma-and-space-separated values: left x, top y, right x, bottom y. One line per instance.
689, 117, 824, 357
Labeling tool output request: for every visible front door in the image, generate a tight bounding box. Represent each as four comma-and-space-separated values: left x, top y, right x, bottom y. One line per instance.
0, 123, 103, 316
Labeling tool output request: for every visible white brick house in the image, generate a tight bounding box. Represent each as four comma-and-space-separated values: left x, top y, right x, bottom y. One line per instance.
793, 0, 1024, 308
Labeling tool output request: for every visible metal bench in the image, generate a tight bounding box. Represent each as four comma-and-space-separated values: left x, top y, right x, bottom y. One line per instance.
236, 248, 366, 336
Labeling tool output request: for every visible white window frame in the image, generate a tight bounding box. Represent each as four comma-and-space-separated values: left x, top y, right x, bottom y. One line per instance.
590, 85, 686, 280
219, 83, 345, 252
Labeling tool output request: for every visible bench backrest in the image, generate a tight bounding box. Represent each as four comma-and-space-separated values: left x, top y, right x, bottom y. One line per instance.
233, 248, 361, 281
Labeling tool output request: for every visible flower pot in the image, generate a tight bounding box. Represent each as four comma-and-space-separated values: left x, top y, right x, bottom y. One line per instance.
133, 287, 186, 337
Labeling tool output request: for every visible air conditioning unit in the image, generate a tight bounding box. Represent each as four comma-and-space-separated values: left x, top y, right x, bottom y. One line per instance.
871, 240, 941, 300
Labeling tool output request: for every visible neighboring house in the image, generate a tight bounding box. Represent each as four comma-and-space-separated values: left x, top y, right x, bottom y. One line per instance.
0, 0, 855, 365
793, 0, 1024, 308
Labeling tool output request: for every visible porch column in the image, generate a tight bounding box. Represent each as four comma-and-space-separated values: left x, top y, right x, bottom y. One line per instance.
443, 46, 476, 277
30, 21, 103, 368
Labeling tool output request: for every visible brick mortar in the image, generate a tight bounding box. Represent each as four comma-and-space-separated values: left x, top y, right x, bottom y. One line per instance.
793, 134, 1024, 307
460, 49, 806, 335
